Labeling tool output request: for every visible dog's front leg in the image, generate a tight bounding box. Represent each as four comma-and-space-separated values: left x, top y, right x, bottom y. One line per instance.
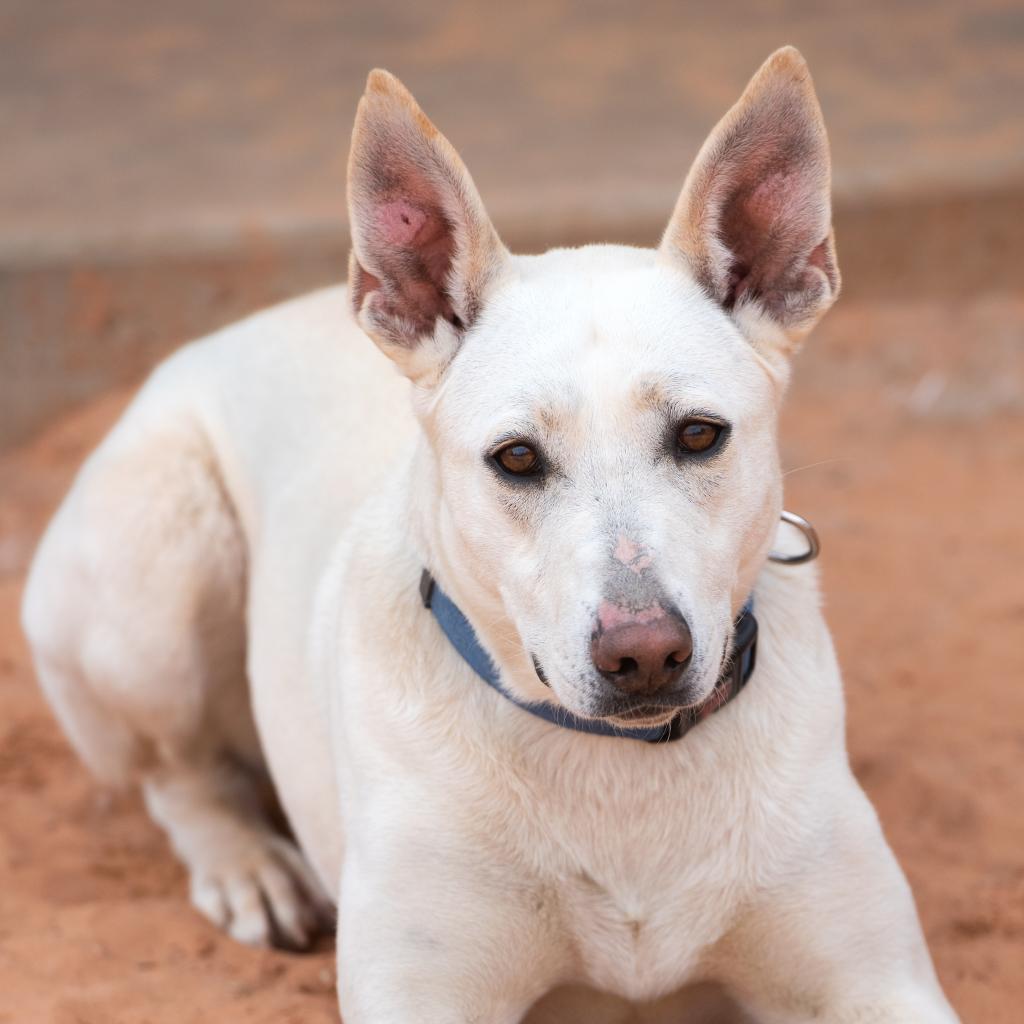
334, 839, 566, 1024
711, 783, 960, 1023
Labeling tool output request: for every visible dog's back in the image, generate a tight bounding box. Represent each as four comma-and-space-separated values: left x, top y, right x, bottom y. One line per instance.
21, 283, 411, 945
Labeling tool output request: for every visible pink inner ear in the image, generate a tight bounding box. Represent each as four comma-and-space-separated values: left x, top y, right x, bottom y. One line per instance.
745, 169, 801, 229
377, 199, 428, 246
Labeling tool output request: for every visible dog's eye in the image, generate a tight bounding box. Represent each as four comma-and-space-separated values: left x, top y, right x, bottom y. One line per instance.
676, 420, 723, 455
493, 442, 541, 477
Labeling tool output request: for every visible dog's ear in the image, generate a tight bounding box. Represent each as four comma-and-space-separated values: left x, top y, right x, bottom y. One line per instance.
660, 47, 839, 355
347, 70, 509, 380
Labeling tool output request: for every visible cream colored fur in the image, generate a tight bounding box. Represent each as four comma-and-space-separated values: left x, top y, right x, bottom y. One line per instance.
22, 49, 958, 1022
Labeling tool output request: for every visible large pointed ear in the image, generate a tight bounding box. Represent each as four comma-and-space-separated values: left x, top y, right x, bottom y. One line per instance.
660, 47, 840, 351
347, 70, 509, 378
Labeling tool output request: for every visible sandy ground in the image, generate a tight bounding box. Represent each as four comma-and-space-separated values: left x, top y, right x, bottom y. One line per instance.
1, 293, 1022, 1022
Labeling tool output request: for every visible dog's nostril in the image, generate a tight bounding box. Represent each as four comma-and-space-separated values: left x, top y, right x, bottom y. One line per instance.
665, 650, 691, 671
610, 656, 639, 677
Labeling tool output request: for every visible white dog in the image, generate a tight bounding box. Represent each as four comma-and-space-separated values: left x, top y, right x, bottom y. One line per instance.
22, 48, 959, 1022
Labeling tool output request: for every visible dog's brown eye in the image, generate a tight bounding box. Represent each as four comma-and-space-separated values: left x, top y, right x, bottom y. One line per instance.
494, 442, 540, 476
677, 420, 723, 454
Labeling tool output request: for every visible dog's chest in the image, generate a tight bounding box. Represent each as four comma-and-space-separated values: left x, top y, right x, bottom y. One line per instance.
541, 794, 744, 999
560, 877, 708, 996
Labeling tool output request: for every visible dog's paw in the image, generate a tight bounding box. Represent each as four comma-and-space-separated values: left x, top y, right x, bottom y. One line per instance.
188, 832, 334, 950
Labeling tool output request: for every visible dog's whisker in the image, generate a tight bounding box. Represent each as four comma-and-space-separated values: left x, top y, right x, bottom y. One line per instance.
782, 457, 848, 478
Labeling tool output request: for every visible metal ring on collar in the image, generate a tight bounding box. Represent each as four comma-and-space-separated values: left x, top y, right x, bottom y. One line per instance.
769, 509, 821, 565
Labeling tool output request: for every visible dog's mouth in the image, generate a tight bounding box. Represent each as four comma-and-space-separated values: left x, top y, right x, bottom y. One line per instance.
605, 705, 679, 728
531, 653, 702, 726
531, 654, 550, 688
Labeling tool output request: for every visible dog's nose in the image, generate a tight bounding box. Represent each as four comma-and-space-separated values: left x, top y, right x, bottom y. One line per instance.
590, 602, 693, 696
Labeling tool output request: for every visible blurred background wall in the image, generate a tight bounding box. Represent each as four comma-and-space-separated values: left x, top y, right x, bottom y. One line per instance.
2, 0, 1023, 446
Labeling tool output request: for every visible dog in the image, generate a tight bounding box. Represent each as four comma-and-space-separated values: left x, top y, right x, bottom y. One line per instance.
22, 47, 959, 1022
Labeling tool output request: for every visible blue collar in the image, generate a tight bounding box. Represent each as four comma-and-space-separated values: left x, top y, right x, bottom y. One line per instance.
420, 570, 758, 744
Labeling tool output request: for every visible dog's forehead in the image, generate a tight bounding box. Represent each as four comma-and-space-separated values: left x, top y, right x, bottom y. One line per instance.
441, 245, 768, 436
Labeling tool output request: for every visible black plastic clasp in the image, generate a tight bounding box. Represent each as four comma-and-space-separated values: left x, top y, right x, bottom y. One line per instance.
419, 569, 435, 609
731, 608, 758, 691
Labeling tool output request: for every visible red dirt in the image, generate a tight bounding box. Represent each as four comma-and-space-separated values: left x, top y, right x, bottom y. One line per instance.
1, 294, 1022, 1021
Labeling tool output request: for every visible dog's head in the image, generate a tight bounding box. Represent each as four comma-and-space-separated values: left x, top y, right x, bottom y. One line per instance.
347, 48, 839, 727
